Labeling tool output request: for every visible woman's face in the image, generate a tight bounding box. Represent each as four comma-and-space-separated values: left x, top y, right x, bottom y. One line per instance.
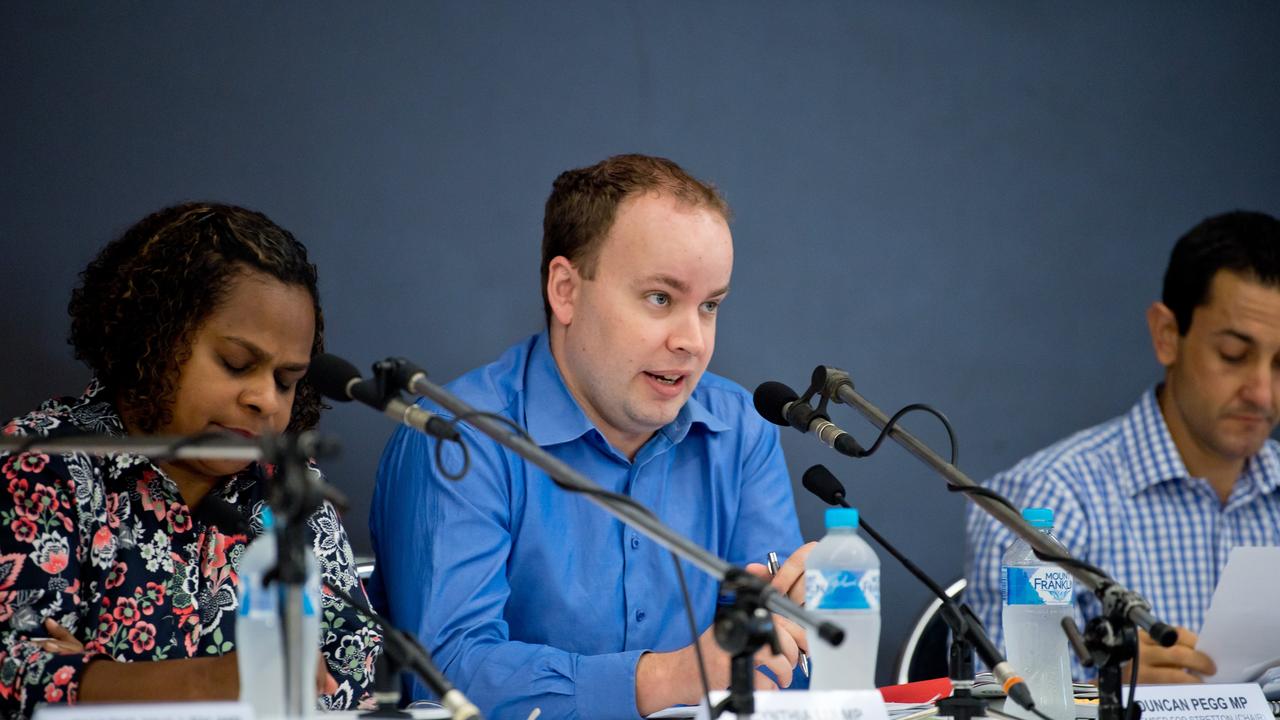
151, 268, 316, 482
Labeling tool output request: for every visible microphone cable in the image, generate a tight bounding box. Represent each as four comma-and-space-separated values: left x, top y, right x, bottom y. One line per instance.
791, 389, 1113, 582
840, 402, 1024, 517
795, 382, 1142, 718
856, 402, 959, 466
803, 465, 1051, 720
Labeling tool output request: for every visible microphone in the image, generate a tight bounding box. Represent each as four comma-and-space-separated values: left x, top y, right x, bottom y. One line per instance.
309, 354, 460, 441
753, 381, 865, 457
802, 464, 1037, 714
801, 462, 848, 507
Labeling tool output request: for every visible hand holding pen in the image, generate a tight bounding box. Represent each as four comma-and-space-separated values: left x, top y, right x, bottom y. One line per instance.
768, 551, 811, 678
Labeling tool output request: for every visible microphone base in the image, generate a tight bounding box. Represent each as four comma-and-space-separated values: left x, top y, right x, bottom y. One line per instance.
935, 689, 988, 720
935, 636, 988, 720
1077, 616, 1140, 720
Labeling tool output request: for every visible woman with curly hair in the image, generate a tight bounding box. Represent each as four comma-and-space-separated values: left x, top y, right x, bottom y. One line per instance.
0, 203, 380, 717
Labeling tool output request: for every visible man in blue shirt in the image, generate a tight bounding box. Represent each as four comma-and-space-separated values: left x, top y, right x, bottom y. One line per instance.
368, 154, 809, 718
965, 211, 1280, 683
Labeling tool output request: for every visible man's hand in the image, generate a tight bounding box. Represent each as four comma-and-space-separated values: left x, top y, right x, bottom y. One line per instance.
744, 541, 815, 606
1125, 626, 1216, 684
635, 544, 816, 715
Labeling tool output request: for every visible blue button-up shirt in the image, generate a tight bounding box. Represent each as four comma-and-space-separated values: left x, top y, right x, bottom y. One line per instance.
368, 333, 802, 719
964, 388, 1280, 679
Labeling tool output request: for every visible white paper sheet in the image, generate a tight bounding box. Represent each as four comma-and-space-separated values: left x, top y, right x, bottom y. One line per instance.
1196, 546, 1280, 682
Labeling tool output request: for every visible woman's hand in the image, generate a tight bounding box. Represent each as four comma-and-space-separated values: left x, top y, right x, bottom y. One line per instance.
36, 618, 84, 654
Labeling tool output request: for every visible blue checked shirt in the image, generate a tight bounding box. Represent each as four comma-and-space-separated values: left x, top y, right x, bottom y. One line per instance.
964, 388, 1280, 679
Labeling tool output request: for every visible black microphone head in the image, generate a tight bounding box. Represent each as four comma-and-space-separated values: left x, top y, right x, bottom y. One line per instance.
802, 464, 848, 506
753, 381, 799, 427
308, 353, 362, 402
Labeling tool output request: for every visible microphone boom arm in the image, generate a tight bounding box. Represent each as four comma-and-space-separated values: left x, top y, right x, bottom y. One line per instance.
394, 361, 843, 649
816, 366, 1176, 645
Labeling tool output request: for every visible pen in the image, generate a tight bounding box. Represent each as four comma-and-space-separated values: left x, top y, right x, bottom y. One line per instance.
767, 551, 810, 678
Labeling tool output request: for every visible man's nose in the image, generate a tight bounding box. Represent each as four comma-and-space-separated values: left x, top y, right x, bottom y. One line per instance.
668, 309, 706, 357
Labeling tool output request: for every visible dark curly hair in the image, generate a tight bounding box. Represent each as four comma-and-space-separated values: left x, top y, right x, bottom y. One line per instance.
68, 202, 326, 433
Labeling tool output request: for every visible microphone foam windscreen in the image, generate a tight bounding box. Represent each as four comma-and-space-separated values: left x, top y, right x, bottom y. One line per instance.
308, 353, 361, 402
752, 381, 799, 427
802, 464, 845, 506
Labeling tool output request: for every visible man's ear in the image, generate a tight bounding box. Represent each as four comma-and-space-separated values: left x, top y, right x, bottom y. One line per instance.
546, 256, 580, 327
1146, 301, 1181, 367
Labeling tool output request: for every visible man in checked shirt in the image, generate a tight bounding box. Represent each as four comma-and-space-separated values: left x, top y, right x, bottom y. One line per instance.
965, 210, 1280, 683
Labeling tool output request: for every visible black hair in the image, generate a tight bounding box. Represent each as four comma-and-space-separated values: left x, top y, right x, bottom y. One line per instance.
1162, 210, 1280, 334
69, 202, 326, 432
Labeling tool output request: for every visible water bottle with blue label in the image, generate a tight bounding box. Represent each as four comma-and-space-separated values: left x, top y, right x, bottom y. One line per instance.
805, 507, 880, 690
236, 507, 322, 719
1001, 507, 1074, 720
237, 506, 286, 719
291, 544, 322, 718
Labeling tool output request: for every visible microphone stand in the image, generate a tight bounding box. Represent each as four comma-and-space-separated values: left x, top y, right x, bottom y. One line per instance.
810, 366, 1173, 720
1, 432, 341, 719
806, 469, 994, 720
373, 358, 843, 719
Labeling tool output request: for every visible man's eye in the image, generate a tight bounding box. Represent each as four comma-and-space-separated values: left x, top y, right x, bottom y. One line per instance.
1220, 352, 1246, 364
222, 359, 248, 374
646, 293, 670, 307
701, 300, 720, 314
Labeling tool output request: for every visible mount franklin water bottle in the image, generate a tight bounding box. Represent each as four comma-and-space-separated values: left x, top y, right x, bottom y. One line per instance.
805, 507, 880, 690
1001, 507, 1074, 720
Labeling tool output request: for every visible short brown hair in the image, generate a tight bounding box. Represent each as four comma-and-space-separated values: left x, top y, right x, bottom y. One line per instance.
540, 154, 730, 323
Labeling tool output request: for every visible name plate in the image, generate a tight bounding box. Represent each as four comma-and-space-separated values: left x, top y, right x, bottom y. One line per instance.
33, 701, 253, 720
1125, 684, 1272, 720
693, 690, 890, 720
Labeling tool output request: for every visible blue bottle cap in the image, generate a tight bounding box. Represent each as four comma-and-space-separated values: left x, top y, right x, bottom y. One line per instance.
1022, 507, 1053, 528
825, 507, 859, 529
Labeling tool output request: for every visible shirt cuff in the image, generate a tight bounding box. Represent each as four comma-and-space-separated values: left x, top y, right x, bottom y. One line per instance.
18, 648, 100, 711
574, 649, 645, 720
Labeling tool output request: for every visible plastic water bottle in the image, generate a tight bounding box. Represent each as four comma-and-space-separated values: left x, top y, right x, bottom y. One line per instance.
1001, 507, 1074, 720
805, 507, 880, 690
237, 507, 286, 719
236, 508, 322, 718
291, 547, 321, 719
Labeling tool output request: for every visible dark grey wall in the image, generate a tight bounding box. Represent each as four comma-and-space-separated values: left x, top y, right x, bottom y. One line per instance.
3, 2, 1278, 687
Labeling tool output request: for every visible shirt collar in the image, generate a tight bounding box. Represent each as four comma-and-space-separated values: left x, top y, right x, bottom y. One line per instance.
1119, 387, 1192, 497
660, 392, 730, 445
522, 333, 597, 447
1244, 439, 1280, 495
1120, 385, 1280, 497
521, 332, 731, 449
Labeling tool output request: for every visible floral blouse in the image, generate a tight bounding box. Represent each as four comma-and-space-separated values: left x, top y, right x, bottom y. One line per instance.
0, 381, 381, 718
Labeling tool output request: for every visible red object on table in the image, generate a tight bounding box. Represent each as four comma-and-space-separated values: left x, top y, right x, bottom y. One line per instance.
878, 676, 954, 704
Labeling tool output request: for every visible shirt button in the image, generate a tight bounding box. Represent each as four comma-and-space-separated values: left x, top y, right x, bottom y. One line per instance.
630, 536, 640, 550
635, 609, 646, 622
